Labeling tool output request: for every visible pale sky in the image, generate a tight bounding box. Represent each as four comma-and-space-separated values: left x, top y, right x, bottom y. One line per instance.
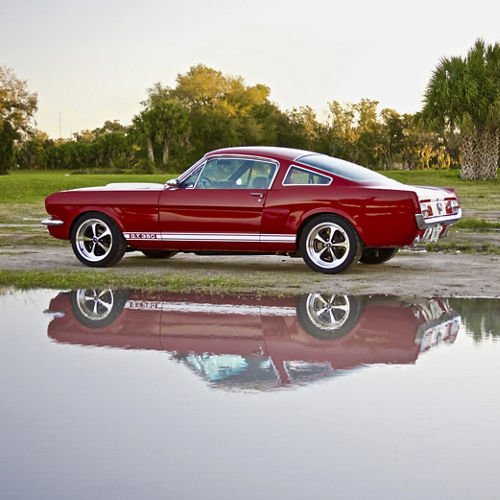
2, 0, 499, 138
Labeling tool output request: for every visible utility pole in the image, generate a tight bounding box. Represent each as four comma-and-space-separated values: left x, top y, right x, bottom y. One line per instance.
59, 112, 62, 138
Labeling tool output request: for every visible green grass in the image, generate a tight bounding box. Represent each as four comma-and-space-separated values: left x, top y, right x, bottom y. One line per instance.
0, 269, 272, 292
454, 218, 500, 230
0, 170, 175, 204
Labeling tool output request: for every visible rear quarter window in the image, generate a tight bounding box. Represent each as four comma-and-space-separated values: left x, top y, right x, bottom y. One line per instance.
283, 166, 331, 186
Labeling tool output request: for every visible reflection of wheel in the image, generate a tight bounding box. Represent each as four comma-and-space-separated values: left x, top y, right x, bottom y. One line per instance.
71, 212, 126, 267
296, 293, 363, 339
299, 215, 361, 273
141, 250, 178, 259
360, 247, 398, 264
70, 289, 128, 328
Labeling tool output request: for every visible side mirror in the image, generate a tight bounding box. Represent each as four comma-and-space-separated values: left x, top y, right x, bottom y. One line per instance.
166, 178, 179, 188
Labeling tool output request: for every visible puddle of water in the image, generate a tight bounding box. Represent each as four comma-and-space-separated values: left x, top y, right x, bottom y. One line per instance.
1, 289, 499, 500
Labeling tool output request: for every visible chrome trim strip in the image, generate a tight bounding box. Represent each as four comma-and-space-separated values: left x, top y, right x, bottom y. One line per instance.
282, 164, 333, 187
260, 234, 296, 243
123, 232, 296, 243
41, 218, 64, 226
415, 208, 462, 230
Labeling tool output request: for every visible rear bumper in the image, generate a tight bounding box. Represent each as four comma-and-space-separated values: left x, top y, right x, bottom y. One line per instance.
415, 208, 462, 230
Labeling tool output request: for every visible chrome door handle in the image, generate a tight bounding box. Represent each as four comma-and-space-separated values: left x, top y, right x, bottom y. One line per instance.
250, 192, 264, 197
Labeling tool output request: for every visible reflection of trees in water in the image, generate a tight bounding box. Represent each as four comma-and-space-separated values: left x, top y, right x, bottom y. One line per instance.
449, 299, 500, 342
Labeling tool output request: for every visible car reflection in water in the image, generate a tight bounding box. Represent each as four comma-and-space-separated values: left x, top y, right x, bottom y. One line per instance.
46, 290, 461, 390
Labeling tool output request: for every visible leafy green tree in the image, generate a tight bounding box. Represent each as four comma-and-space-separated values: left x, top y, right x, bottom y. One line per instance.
133, 98, 190, 168
377, 109, 405, 169
0, 66, 38, 174
16, 129, 53, 169
326, 100, 359, 161
355, 99, 381, 168
276, 106, 320, 151
421, 39, 500, 180
173, 64, 270, 116
133, 65, 276, 168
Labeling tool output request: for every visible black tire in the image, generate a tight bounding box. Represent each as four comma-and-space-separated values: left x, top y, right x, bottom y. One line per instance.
71, 212, 126, 267
296, 293, 364, 339
141, 250, 178, 259
360, 247, 398, 265
299, 215, 361, 274
70, 289, 128, 328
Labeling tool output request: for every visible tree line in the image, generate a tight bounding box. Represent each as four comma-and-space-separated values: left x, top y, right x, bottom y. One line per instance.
1, 39, 499, 179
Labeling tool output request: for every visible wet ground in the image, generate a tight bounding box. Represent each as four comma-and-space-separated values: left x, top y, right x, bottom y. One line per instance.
1, 288, 499, 499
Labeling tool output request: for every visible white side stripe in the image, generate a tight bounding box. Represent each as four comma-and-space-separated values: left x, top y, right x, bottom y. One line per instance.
123, 232, 296, 243
125, 300, 296, 316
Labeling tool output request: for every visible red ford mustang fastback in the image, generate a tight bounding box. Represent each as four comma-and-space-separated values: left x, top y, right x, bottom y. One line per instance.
42, 147, 462, 273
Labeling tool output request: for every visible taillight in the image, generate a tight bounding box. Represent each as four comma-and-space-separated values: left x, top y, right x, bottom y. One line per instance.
450, 199, 460, 214
420, 202, 429, 218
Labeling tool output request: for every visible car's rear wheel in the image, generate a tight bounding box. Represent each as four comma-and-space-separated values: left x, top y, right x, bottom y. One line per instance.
70, 289, 128, 328
299, 215, 361, 274
360, 247, 398, 264
71, 212, 126, 267
141, 250, 178, 259
296, 293, 364, 339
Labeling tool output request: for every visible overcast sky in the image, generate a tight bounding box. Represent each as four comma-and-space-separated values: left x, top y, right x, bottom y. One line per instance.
2, 0, 499, 138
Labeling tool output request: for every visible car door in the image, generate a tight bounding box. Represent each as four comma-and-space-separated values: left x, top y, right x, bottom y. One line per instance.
158, 156, 278, 250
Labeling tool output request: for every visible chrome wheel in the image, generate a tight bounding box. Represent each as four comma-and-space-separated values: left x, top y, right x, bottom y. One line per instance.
75, 218, 113, 262
299, 215, 361, 274
306, 293, 350, 331
71, 212, 126, 267
75, 289, 114, 321
305, 222, 350, 269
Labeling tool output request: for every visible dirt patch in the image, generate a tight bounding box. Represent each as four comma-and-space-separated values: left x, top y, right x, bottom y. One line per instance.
1, 246, 498, 297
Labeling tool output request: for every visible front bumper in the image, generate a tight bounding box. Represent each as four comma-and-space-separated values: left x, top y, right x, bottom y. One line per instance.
41, 218, 64, 227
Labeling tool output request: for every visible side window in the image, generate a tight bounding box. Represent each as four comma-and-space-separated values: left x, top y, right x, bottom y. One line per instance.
283, 166, 331, 186
196, 158, 277, 189
245, 161, 276, 189
179, 167, 202, 188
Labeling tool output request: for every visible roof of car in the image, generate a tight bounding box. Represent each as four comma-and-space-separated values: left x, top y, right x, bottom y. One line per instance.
206, 146, 311, 162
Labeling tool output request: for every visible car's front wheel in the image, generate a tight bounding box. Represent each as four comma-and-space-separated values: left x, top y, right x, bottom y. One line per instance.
360, 247, 398, 265
70, 289, 128, 328
71, 212, 126, 267
299, 215, 361, 274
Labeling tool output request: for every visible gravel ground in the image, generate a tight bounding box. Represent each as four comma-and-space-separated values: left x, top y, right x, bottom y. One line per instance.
1, 246, 498, 297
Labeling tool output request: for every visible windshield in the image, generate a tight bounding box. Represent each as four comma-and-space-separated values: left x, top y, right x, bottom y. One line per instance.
296, 153, 400, 184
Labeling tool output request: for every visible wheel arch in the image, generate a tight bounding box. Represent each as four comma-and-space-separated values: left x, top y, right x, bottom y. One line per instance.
295, 209, 366, 248
69, 207, 125, 239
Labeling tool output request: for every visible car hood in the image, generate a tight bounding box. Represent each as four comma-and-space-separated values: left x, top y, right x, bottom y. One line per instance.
68, 182, 164, 192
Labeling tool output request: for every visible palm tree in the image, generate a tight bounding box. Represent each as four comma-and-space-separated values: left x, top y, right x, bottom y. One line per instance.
420, 39, 500, 180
